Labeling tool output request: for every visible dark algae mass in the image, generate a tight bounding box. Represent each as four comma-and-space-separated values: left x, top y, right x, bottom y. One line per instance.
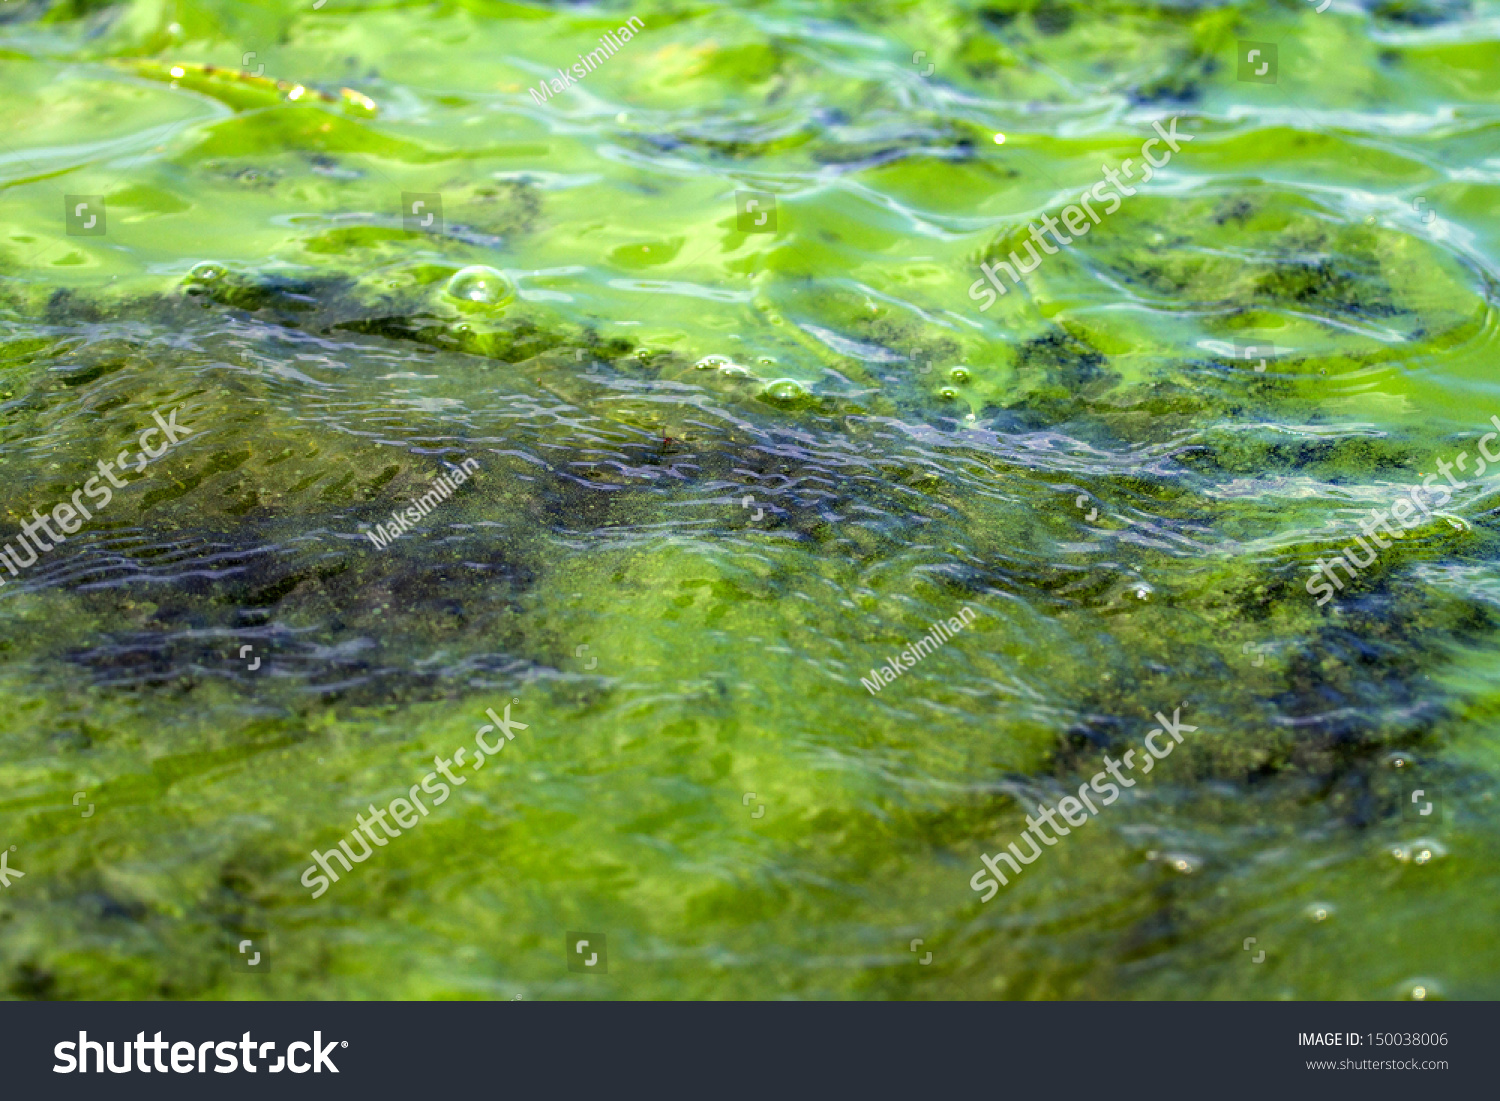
1, 0, 1498, 1001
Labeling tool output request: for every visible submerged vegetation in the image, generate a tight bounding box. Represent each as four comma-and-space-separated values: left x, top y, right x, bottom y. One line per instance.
1, 0, 1498, 1000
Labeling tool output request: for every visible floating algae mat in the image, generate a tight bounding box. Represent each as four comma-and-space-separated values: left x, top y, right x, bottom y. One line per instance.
1, 0, 1498, 1001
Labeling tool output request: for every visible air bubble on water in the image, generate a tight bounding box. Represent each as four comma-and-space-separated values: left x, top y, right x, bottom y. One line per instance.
1304, 902, 1334, 923
444, 265, 514, 307
696, 355, 751, 378
1150, 851, 1200, 874
188, 261, 226, 284
948, 366, 970, 384
761, 378, 809, 404
1385, 751, 1412, 770
1398, 977, 1444, 1001
939, 386, 958, 399
1389, 838, 1447, 864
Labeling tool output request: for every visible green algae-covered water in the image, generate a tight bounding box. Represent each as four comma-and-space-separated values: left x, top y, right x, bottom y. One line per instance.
2, 0, 1499, 1000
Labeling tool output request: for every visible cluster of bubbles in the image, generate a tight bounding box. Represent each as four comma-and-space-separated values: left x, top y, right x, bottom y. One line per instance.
1389, 838, 1446, 865
693, 355, 810, 407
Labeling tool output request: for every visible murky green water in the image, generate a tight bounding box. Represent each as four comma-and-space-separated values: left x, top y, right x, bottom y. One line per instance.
2, 0, 1498, 1000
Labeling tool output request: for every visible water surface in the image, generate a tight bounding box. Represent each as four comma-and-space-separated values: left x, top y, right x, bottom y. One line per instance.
1, 0, 1498, 999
